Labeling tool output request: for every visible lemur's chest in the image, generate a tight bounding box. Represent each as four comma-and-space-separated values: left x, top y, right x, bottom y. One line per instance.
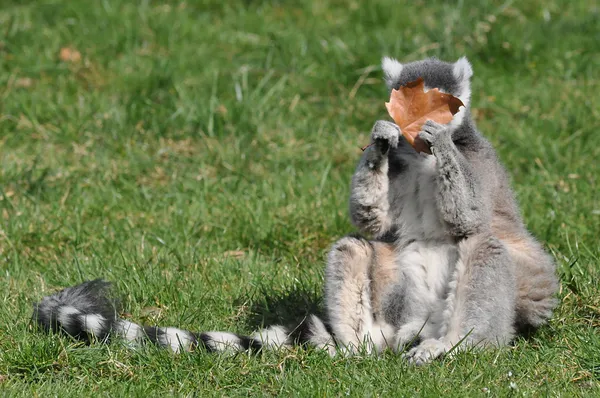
392, 155, 449, 242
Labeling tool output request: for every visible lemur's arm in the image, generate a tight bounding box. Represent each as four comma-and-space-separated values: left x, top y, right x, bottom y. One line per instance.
418, 120, 492, 237
349, 121, 399, 237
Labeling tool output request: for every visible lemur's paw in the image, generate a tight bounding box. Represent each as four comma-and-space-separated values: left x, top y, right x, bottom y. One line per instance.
371, 120, 400, 153
417, 120, 447, 151
402, 338, 448, 366
393, 325, 420, 353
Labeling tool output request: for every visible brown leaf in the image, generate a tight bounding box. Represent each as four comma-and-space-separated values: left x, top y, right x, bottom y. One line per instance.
140, 306, 163, 319
223, 250, 245, 259
59, 47, 81, 63
15, 77, 33, 88
385, 77, 464, 153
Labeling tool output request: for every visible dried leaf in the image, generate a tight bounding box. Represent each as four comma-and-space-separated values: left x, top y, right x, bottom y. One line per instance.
385, 77, 464, 153
59, 47, 81, 63
223, 250, 245, 259
140, 306, 163, 320
15, 77, 33, 88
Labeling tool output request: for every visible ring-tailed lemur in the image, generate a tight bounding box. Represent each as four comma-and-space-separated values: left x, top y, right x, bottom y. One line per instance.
32, 56, 559, 364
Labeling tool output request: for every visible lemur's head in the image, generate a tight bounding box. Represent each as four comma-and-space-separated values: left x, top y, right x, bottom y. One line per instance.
381, 56, 473, 128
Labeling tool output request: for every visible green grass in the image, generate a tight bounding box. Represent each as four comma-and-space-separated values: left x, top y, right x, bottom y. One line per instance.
0, 0, 599, 396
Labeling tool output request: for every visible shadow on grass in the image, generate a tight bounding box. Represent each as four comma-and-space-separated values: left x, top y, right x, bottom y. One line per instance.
237, 283, 325, 330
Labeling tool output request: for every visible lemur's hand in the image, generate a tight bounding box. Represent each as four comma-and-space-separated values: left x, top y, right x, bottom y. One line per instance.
371, 120, 400, 154
416, 120, 448, 153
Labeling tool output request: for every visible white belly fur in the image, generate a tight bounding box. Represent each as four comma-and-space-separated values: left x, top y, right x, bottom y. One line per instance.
389, 155, 460, 340
399, 241, 458, 303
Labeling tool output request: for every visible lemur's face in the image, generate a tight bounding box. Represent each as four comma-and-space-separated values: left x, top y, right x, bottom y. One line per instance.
382, 57, 473, 128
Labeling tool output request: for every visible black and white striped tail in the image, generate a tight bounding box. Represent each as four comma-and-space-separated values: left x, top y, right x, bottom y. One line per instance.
33, 279, 336, 355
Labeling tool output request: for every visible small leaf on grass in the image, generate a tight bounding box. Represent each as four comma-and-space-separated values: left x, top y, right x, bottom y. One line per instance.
140, 306, 163, 320
15, 77, 33, 88
224, 250, 245, 259
59, 47, 81, 63
385, 77, 464, 153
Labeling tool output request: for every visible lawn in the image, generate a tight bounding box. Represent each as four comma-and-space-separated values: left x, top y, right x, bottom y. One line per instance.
0, 0, 599, 396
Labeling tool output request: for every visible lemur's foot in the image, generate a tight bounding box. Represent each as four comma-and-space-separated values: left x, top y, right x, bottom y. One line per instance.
403, 338, 450, 365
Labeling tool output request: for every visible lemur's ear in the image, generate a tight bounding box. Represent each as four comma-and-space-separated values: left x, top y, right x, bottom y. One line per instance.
453, 57, 473, 81
382, 57, 403, 89
449, 56, 473, 125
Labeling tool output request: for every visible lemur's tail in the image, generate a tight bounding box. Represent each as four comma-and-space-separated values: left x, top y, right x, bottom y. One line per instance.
32, 280, 336, 355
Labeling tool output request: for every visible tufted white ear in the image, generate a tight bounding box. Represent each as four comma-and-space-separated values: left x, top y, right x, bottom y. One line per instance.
449, 57, 473, 128
381, 57, 404, 89
452, 56, 473, 81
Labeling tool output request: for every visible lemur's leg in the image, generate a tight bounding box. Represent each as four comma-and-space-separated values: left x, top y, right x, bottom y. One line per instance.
349, 121, 400, 237
417, 120, 489, 237
507, 239, 558, 331
404, 234, 517, 365
325, 236, 397, 354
